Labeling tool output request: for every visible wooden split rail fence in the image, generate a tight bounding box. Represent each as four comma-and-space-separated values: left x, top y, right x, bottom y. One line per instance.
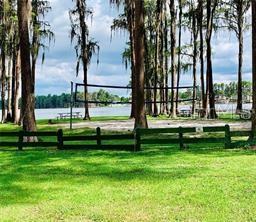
0, 125, 254, 151
135, 125, 231, 150
0, 128, 135, 151
58, 128, 134, 151
0, 131, 59, 151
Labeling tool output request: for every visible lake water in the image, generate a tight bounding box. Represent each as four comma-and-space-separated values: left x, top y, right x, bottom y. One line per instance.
35, 106, 131, 119
0, 104, 253, 120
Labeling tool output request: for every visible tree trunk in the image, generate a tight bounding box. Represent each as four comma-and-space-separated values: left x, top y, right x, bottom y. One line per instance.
159, 5, 165, 115
198, 0, 206, 117
31, 57, 36, 95
176, 0, 182, 113
192, 12, 198, 115
144, 29, 152, 115
236, 29, 243, 113
11, 44, 16, 123
206, 0, 217, 119
153, 0, 162, 117
164, 5, 169, 115
77, 0, 90, 120
6, 58, 12, 121
1, 48, 6, 123
134, 0, 147, 128
128, 2, 136, 118
83, 69, 90, 120
13, 49, 21, 124
18, 0, 37, 134
170, 0, 177, 118
31, 0, 38, 97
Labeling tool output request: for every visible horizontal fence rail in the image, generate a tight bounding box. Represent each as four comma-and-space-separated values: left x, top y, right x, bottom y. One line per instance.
135, 125, 244, 150
58, 128, 135, 151
0, 125, 255, 151
0, 130, 58, 150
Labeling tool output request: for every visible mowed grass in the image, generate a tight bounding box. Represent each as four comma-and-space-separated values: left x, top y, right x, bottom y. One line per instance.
0, 123, 256, 221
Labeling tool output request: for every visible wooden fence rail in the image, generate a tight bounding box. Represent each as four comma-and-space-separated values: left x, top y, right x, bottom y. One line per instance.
59, 127, 135, 151
0, 130, 59, 151
135, 124, 234, 150
0, 125, 254, 151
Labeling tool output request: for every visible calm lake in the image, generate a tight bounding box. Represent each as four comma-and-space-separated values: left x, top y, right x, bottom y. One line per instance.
0, 104, 252, 120
35, 106, 131, 119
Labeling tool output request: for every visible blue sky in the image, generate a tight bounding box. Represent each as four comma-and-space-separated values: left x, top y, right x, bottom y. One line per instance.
35, 0, 252, 96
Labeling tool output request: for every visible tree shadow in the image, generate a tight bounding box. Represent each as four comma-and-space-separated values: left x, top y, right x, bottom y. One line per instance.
0, 148, 206, 206
0, 144, 255, 207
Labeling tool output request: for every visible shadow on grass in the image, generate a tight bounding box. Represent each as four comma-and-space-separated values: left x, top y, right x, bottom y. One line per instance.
0, 146, 205, 206
0, 143, 255, 207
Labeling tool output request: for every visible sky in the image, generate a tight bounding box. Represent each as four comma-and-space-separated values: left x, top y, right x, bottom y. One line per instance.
35, 0, 253, 96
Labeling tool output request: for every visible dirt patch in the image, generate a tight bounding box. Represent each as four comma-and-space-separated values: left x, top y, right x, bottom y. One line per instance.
58, 119, 251, 132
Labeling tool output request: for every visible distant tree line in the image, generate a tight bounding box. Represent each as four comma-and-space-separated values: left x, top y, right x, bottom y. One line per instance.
179, 81, 252, 102
214, 81, 252, 99
35, 89, 129, 109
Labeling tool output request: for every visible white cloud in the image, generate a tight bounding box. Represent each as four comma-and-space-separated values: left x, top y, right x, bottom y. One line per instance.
36, 0, 129, 95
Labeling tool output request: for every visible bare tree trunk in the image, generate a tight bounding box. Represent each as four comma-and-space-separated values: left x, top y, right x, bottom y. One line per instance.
153, 53, 158, 117
128, 1, 136, 118
144, 30, 152, 115
153, 0, 162, 117
77, 0, 90, 120
1, 48, 6, 123
83, 62, 90, 120
144, 12, 154, 116
130, 65, 136, 118
170, 0, 177, 118
236, 29, 243, 113
6, 58, 12, 121
159, 6, 165, 115
206, 0, 217, 119
198, 0, 206, 117
18, 0, 37, 134
164, 5, 169, 115
31, 1, 38, 97
11, 44, 16, 123
31, 57, 36, 95
176, 0, 182, 113
13, 49, 21, 124
134, 0, 147, 128
192, 12, 199, 115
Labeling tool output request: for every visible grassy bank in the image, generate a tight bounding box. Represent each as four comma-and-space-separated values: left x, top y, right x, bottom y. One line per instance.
0, 122, 255, 221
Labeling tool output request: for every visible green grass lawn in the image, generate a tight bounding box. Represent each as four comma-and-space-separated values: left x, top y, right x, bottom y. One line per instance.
0, 123, 256, 221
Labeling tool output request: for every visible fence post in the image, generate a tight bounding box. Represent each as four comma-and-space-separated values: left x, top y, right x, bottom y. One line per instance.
57, 129, 64, 150
249, 130, 254, 143
179, 127, 184, 150
134, 128, 141, 152
96, 127, 101, 148
18, 131, 23, 151
225, 124, 231, 149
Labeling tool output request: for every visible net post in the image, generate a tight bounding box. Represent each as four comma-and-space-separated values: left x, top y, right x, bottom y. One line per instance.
70, 81, 74, 130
